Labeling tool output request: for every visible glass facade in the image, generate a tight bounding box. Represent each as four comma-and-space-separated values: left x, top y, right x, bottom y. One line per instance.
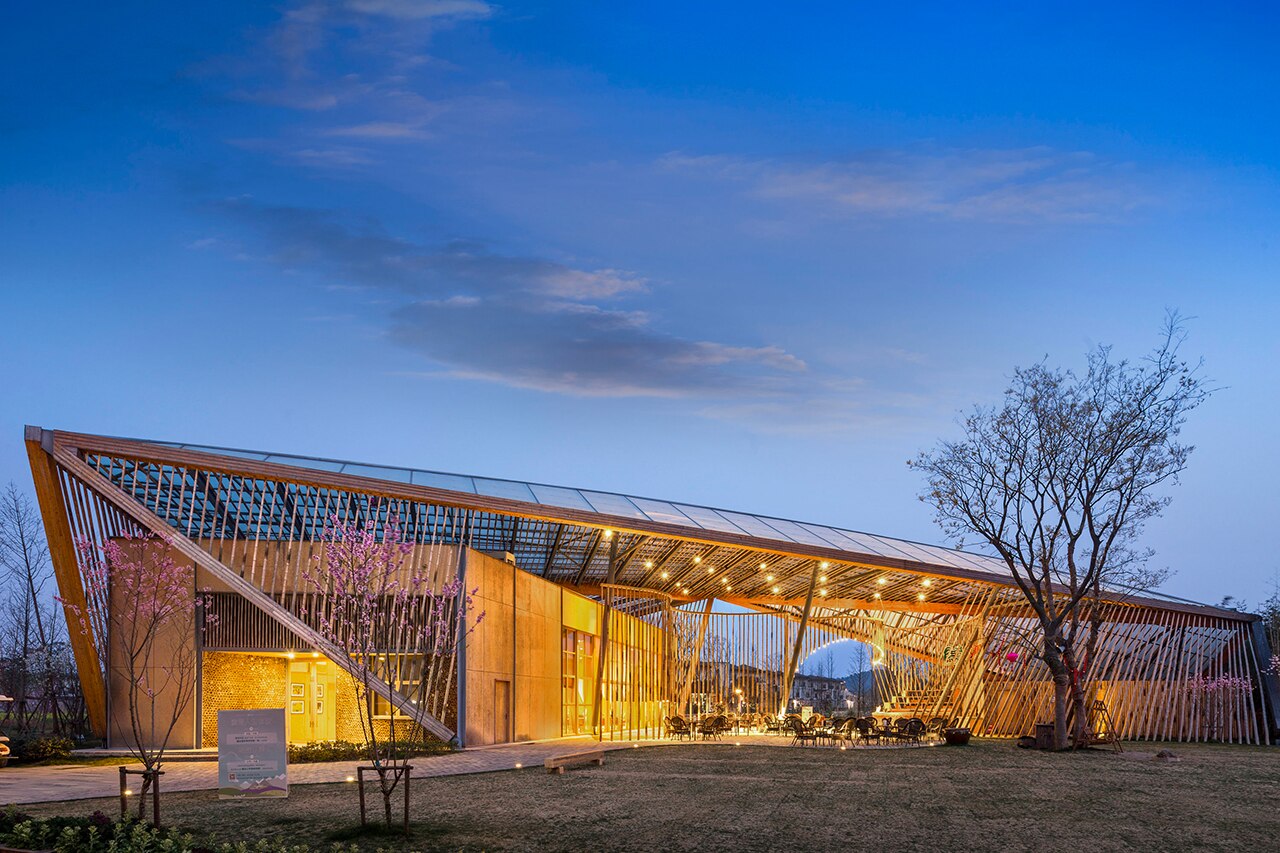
561, 629, 596, 736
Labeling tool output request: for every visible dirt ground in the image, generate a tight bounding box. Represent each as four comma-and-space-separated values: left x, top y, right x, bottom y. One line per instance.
17, 739, 1280, 852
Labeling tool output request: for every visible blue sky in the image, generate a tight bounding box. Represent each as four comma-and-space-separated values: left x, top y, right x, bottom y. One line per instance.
2, 1, 1278, 610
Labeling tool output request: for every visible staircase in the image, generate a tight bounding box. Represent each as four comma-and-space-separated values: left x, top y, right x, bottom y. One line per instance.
880, 687, 954, 721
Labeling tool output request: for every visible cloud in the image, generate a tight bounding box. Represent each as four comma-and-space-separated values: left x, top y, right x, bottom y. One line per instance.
660, 146, 1156, 224
322, 121, 434, 139
212, 199, 809, 399
343, 0, 493, 20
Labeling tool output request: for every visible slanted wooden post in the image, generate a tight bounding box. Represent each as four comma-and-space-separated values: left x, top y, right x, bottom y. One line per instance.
675, 598, 715, 715
25, 427, 107, 737
779, 561, 822, 715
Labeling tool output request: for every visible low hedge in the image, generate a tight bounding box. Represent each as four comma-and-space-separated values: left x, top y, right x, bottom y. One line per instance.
287, 739, 451, 764
0, 809, 370, 852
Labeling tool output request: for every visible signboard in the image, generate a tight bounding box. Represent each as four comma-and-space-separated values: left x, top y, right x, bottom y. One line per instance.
218, 708, 288, 799
801, 705, 813, 722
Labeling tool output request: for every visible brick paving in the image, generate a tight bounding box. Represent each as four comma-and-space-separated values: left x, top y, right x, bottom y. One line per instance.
0, 733, 925, 805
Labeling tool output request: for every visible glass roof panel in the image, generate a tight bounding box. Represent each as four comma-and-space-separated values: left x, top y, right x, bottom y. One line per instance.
183, 445, 269, 462
628, 497, 696, 527
904, 542, 996, 572
410, 470, 476, 493
814, 526, 904, 557
340, 463, 412, 483
265, 455, 345, 472
859, 534, 946, 564
714, 510, 795, 542
473, 477, 538, 503
528, 484, 596, 512
669, 503, 746, 534
754, 517, 837, 548
579, 491, 649, 520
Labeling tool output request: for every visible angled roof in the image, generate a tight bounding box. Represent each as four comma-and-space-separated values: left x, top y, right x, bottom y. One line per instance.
31, 427, 1243, 620
141, 436, 1014, 579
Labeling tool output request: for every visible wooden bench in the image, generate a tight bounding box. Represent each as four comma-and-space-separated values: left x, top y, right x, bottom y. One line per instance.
544, 749, 604, 774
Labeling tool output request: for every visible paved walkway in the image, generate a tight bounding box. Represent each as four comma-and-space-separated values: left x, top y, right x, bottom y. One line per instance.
0, 734, 926, 805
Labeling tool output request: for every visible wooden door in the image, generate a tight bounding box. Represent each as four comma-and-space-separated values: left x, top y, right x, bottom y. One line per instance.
494, 680, 512, 744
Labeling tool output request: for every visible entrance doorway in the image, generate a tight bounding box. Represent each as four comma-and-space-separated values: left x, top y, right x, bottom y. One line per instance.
494, 679, 512, 743
288, 659, 336, 743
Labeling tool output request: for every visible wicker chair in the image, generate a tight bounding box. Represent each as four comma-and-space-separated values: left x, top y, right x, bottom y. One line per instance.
854, 717, 881, 744
788, 716, 818, 746
894, 717, 925, 744
666, 715, 693, 740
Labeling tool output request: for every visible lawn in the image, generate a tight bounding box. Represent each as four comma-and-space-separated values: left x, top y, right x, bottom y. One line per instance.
18, 740, 1280, 852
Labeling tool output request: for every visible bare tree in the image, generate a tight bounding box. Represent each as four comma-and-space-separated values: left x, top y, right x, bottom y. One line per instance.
910, 317, 1211, 749
0, 482, 62, 734
848, 642, 870, 715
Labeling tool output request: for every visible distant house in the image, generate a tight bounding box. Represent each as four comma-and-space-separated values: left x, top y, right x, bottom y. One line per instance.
790, 674, 852, 714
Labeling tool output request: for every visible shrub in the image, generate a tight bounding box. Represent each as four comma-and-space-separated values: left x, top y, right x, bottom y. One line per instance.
12, 734, 75, 762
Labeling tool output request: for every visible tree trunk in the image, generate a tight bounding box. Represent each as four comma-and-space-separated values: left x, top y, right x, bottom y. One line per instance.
1052, 676, 1070, 750
1044, 637, 1071, 751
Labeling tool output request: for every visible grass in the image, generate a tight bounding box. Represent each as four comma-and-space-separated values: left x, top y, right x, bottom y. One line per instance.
17, 740, 1280, 851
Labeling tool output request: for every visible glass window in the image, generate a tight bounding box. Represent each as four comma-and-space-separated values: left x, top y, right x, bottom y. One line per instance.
561, 628, 597, 736
372, 654, 425, 718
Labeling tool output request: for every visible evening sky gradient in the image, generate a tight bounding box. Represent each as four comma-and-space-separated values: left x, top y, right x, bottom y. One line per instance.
2, 2, 1278, 614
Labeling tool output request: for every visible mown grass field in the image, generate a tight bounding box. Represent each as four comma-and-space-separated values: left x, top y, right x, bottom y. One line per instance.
19, 739, 1280, 852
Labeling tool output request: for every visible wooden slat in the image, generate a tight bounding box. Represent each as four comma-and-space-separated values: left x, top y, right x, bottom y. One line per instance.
50, 443, 455, 742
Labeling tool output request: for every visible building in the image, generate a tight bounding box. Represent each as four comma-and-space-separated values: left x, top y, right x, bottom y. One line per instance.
25, 427, 1280, 747
789, 674, 853, 715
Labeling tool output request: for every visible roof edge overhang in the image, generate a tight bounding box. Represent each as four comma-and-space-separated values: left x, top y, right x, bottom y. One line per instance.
28, 425, 1254, 623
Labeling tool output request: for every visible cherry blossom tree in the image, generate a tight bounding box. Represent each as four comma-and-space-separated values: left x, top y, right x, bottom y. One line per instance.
1185, 674, 1252, 741
303, 515, 480, 832
63, 532, 210, 824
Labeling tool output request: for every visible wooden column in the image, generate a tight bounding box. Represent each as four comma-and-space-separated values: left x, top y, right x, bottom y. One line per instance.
592, 535, 619, 738
454, 545, 469, 747
779, 561, 822, 715
24, 428, 107, 736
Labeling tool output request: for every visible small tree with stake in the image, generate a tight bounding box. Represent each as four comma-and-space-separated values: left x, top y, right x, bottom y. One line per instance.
62, 532, 211, 824
910, 316, 1211, 750
303, 515, 480, 833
